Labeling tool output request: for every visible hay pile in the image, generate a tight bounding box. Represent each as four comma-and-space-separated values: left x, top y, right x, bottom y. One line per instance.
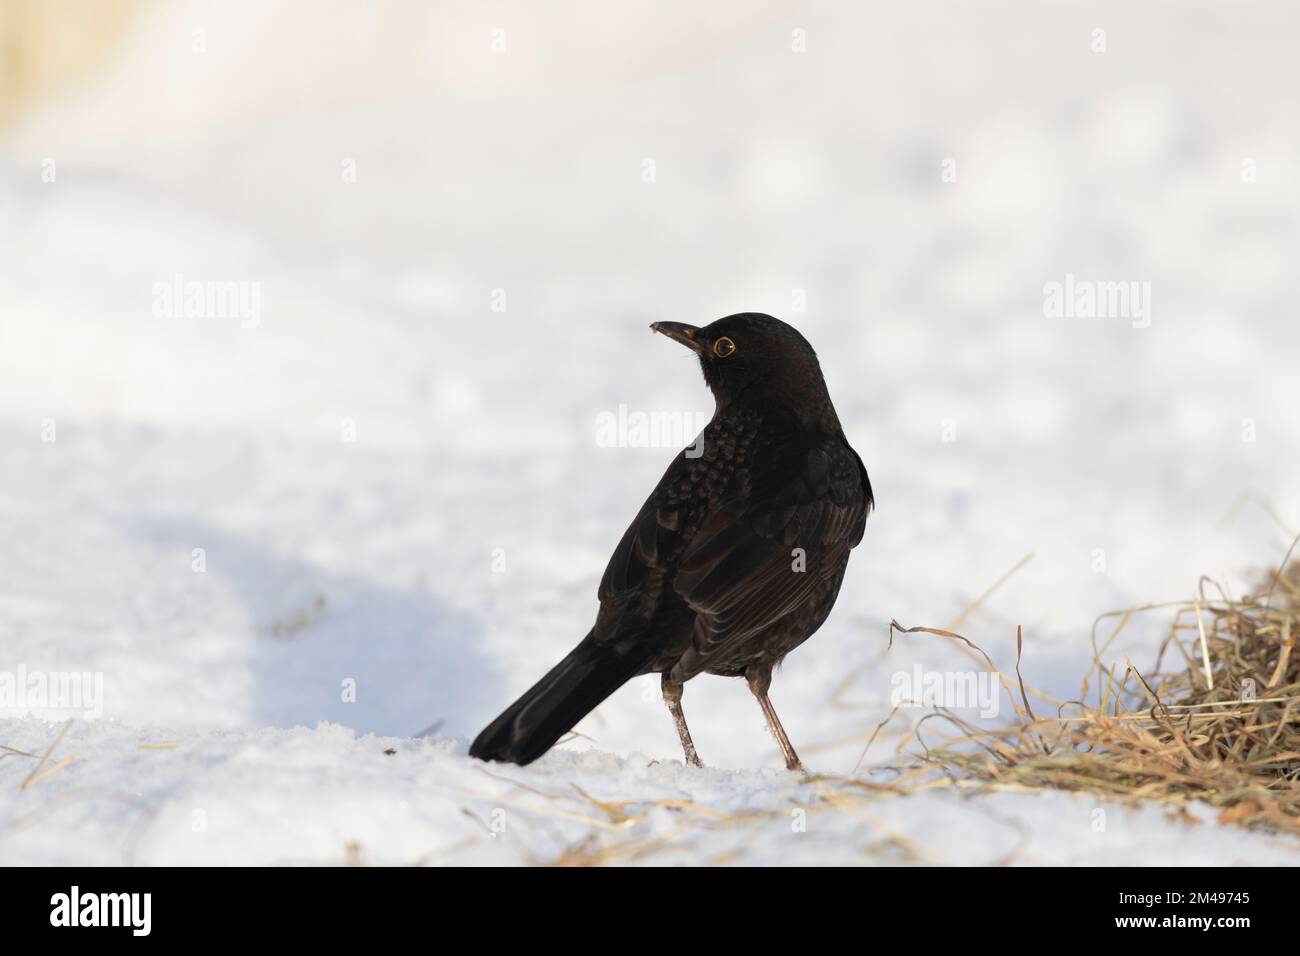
896, 559, 1300, 834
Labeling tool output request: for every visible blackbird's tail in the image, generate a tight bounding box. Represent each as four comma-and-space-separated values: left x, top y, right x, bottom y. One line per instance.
469, 631, 653, 766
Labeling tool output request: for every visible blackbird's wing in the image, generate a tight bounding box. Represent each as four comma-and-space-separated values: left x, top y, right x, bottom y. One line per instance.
595, 449, 698, 643
669, 431, 870, 677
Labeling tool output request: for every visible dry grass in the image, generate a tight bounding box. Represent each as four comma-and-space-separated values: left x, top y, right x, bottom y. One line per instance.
893, 557, 1300, 835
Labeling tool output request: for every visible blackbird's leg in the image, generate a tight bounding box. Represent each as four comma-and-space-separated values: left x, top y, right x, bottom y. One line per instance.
661, 674, 703, 768
746, 665, 805, 772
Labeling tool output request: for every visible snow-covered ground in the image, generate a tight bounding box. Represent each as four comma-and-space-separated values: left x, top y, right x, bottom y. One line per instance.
8, 719, 1300, 866
2, 0, 1299, 864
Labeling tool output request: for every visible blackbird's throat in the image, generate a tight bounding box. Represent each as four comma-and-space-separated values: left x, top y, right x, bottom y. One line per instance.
698, 352, 722, 393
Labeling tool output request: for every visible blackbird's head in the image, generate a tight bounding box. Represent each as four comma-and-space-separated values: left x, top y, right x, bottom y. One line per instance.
651, 313, 832, 414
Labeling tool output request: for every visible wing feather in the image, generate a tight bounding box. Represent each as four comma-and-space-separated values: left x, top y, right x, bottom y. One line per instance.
672, 433, 870, 673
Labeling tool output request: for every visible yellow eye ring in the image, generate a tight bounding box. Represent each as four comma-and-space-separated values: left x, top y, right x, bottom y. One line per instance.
712, 336, 736, 358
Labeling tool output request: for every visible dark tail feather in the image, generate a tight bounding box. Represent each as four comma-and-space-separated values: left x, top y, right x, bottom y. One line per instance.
469, 632, 651, 766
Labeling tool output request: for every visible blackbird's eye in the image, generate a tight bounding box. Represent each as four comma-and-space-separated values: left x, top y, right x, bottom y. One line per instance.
712, 336, 736, 358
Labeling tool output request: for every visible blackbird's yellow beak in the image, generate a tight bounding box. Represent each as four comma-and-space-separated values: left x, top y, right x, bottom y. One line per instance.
650, 322, 706, 355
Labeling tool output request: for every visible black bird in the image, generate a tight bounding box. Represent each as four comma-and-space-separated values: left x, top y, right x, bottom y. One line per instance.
469, 313, 872, 770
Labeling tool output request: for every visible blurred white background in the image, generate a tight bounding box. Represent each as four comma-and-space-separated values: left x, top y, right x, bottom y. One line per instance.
2, 0, 1298, 779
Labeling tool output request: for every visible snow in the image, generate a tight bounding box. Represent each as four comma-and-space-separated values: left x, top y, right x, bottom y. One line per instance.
2, 0, 1299, 864
7, 719, 1300, 866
